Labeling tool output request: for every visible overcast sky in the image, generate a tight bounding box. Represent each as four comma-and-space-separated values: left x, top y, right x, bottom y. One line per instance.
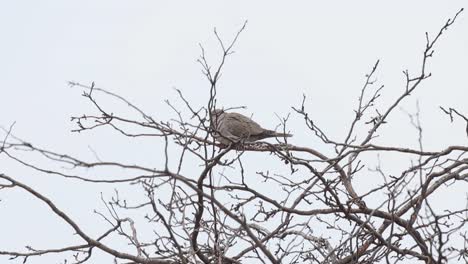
0, 1, 467, 263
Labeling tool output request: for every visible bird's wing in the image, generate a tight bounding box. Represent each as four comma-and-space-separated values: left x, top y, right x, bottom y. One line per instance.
222, 113, 265, 138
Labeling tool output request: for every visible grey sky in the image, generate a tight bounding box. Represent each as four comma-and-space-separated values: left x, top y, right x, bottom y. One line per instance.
0, 1, 467, 263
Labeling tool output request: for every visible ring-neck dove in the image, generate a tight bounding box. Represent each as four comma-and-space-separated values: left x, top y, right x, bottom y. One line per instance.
210, 109, 292, 145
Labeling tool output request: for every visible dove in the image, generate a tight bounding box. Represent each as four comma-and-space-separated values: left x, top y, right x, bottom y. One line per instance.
210, 109, 292, 145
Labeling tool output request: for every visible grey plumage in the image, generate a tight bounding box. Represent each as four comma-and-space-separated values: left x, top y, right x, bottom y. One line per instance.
210, 109, 292, 145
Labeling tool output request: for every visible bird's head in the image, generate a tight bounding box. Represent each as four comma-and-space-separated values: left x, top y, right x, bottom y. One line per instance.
210, 108, 225, 118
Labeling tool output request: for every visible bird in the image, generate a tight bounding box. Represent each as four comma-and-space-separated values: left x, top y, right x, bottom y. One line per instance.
210, 109, 292, 145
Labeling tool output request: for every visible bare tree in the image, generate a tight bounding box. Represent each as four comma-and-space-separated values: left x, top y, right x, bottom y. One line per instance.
1, 9, 467, 264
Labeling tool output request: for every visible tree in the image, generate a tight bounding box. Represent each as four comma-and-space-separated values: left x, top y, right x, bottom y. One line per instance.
0, 8, 467, 264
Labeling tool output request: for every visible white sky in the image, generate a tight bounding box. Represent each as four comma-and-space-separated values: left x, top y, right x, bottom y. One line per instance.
0, 1, 467, 263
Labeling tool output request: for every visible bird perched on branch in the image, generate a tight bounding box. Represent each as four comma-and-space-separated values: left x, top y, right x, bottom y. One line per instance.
210, 109, 292, 145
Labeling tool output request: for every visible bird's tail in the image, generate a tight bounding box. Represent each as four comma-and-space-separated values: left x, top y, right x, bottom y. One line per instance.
264, 130, 293, 138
